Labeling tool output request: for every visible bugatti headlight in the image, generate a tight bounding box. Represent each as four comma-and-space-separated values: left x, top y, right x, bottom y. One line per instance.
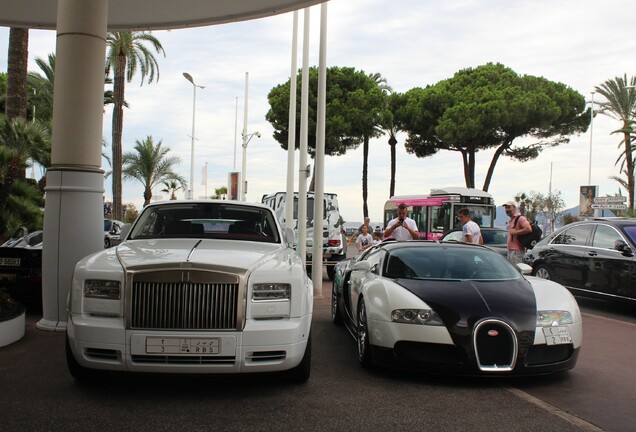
84, 280, 121, 300
537, 310, 573, 326
252, 283, 291, 301
391, 309, 444, 326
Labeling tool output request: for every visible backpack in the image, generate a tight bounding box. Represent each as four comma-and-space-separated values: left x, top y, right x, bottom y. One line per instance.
514, 217, 542, 249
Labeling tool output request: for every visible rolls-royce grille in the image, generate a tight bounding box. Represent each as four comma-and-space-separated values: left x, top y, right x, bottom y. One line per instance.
130, 281, 239, 330
473, 319, 518, 372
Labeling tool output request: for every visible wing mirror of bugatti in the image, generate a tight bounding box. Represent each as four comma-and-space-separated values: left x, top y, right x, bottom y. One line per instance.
352, 260, 371, 272
615, 239, 633, 257
516, 263, 533, 275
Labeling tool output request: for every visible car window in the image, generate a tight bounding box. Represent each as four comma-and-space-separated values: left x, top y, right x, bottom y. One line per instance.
128, 203, 280, 243
552, 225, 593, 246
481, 230, 508, 245
443, 231, 462, 242
592, 224, 623, 250
383, 246, 520, 280
363, 248, 383, 273
623, 226, 636, 245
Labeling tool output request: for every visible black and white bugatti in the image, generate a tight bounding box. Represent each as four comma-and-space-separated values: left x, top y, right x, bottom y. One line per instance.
331, 240, 581, 375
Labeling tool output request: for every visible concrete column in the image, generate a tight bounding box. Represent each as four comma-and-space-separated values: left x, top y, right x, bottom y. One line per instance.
37, 0, 107, 331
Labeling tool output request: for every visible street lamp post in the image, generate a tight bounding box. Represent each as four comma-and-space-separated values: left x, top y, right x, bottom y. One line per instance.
241, 131, 261, 201
588, 90, 595, 185
183, 72, 205, 199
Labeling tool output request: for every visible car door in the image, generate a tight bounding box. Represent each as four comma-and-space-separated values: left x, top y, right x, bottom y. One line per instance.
543, 224, 594, 288
587, 223, 636, 300
349, 248, 383, 324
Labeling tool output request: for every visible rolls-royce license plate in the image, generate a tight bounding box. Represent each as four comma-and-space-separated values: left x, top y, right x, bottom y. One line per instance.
146, 337, 220, 354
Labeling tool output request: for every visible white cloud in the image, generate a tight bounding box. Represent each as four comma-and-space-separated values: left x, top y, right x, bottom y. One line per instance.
1, 0, 636, 223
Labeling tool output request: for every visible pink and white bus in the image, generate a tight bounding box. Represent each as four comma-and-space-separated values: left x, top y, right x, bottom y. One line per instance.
383, 187, 496, 240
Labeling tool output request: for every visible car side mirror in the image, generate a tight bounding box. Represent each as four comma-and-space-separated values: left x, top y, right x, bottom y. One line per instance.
516, 262, 533, 275
615, 239, 633, 257
120, 224, 131, 241
352, 261, 371, 272
284, 227, 296, 248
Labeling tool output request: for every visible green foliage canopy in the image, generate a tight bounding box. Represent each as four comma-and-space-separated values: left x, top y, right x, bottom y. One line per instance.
397, 63, 589, 190
266, 66, 386, 158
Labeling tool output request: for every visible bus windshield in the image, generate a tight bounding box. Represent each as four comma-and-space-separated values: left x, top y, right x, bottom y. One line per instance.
383, 187, 495, 240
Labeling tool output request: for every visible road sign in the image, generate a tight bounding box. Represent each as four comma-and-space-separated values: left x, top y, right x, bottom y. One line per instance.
593, 196, 626, 203
591, 204, 627, 210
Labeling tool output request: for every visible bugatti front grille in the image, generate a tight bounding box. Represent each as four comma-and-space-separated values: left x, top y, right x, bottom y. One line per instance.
130, 281, 239, 330
473, 319, 518, 372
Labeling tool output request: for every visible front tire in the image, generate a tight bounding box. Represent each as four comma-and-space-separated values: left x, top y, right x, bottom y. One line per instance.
534, 264, 554, 280
331, 284, 343, 326
104, 237, 111, 248
356, 299, 373, 368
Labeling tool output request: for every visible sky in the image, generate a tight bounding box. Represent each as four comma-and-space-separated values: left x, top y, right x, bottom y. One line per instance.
1, 0, 636, 225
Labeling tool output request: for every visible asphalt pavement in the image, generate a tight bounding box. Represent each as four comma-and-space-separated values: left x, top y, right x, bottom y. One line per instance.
2, 257, 635, 432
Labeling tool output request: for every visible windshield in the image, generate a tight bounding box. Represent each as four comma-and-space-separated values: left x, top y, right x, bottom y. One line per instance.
623, 225, 636, 245
383, 246, 520, 281
128, 203, 280, 243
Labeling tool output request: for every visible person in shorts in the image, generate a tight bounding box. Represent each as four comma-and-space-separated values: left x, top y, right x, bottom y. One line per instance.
503, 201, 532, 265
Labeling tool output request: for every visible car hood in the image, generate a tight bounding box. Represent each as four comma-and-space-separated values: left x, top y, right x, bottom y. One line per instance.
396, 278, 537, 347
116, 239, 282, 272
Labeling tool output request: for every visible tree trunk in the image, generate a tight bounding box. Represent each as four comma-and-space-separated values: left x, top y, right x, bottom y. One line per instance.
624, 130, 634, 210
6, 28, 29, 182
111, 53, 127, 221
362, 135, 369, 218
460, 150, 472, 188
143, 185, 152, 207
5, 28, 29, 121
388, 133, 397, 198
482, 139, 511, 192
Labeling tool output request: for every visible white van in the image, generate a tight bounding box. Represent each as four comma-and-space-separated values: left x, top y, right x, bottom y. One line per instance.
262, 192, 346, 280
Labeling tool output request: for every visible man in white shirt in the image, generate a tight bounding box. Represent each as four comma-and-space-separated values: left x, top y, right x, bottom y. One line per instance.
384, 203, 419, 241
457, 207, 482, 244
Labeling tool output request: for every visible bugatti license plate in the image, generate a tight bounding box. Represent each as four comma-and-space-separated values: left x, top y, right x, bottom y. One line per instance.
146, 337, 220, 354
542, 326, 572, 345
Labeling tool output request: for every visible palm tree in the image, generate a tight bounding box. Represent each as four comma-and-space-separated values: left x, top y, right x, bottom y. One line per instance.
105, 32, 165, 219
514, 192, 530, 215
161, 179, 183, 200
212, 186, 227, 199
0, 117, 50, 210
0, 118, 49, 238
595, 74, 636, 209
122, 135, 185, 206
5, 28, 29, 121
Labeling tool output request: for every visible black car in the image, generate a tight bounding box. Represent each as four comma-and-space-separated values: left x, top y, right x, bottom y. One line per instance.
525, 218, 636, 304
0, 228, 43, 311
440, 227, 508, 257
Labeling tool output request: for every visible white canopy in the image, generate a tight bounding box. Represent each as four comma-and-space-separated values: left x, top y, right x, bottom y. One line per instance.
0, 0, 324, 30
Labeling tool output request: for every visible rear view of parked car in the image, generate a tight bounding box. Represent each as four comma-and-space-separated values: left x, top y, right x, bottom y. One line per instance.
67, 200, 313, 382
526, 218, 636, 304
0, 227, 43, 311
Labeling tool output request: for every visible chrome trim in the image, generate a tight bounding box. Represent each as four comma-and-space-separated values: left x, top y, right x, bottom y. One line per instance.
124, 267, 244, 331
473, 319, 517, 372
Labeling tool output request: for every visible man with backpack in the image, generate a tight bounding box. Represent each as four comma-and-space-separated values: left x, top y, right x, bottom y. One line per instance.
503, 201, 533, 265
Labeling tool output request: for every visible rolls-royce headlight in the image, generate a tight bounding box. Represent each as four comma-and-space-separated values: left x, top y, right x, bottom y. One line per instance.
391, 309, 444, 326
84, 280, 121, 300
537, 310, 573, 326
252, 283, 291, 301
